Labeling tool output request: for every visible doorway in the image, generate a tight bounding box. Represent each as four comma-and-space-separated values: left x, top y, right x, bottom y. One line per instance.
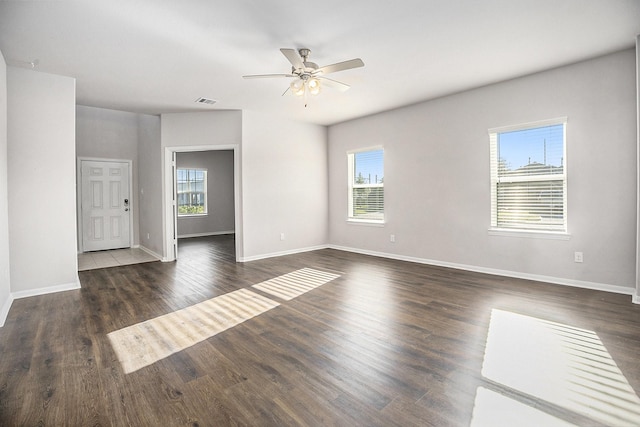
162, 145, 241, 262
78, 159, 133, 252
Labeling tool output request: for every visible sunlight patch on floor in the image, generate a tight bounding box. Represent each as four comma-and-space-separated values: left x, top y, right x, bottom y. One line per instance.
108, 288, 279, 374
251, 268, 341, 300
471, 387, 578, 427
108, 268, 341, 374
472, 309, 640, 426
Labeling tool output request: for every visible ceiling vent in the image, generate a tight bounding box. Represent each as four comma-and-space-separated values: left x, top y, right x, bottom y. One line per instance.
195, 97, 216, 105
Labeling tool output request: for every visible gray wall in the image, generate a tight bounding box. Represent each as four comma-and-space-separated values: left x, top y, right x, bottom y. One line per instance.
176, 150, 235, 237
76, 105, 141, 247
138, 114, 163, 257
161, 110, 243, 259
328, 49, 637, 292
7, 67, 78, 294
0, 50, 10, 325
76, 105, 161, 254
161, 110, 328, 261
0, 46, 635, 325
241, 111, 328, 259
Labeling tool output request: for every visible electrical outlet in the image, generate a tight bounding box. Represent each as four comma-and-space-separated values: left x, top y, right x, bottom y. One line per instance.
390, 234, 396, 243
574, 252, 583, 263
280, 233, 285, 241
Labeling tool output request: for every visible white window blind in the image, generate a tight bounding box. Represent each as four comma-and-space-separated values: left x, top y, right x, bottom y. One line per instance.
348, 149, 384, 222
490, 119, 566, 232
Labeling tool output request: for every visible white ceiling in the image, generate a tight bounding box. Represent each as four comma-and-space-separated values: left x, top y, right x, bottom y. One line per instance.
1, 0, 639, 126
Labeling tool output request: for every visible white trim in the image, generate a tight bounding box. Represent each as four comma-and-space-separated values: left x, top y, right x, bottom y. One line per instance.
489, 120, 567, 234
346, 145, 384, 155
77, 157, 134, 253
163, 145, 241, 263
347, 147, 385, 223
2, 279, 83, 326
488, 116, 568, 135
488, 228, 571, 240
635, 34, 640, 306
138, 245, 163, 261
11, 278, 81, 300
178, 231, 235, 239
238, 245, 328, 262
347, 219, 385, 227
240, 243, 635, 297
0, 294, 15, 327
328, 244, 635, 296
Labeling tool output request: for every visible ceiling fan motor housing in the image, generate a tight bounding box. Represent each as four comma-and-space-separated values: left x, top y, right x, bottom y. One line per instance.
298, 48, 311, 60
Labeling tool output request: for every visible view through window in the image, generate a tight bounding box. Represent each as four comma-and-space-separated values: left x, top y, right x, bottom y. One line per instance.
348, 149, 384, 222
490, 119, 566, 232
177, 168, 207, 216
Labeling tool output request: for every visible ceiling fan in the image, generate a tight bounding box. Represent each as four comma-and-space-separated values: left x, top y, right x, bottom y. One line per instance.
243, 48, 364, 106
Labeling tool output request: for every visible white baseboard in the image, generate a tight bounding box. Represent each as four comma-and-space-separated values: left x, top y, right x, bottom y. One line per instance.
0, 277, 82, 328
178, 231, 235, 239
3, 245, 635, 329
0, 293, 15, 328
328, 245, 636, 297
239, 245, 328, 262
138, 245, 163, 261
11, 278, 82, 301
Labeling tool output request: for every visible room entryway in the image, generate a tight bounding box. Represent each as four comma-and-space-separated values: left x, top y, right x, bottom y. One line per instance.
163, 146, 240, 262
77, 247, 157, 271
79, 159, 132, 252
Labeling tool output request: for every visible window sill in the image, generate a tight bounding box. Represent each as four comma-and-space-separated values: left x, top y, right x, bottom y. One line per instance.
347, 219, 385, 227
488, 228, 570, 240
178, 214, 208, 218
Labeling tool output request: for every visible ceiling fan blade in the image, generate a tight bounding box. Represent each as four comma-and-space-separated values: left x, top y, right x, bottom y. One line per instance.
243, 73, 294, 79
280, 48, 304, 70
315, 58, 364, 75
318, 76, 351, 92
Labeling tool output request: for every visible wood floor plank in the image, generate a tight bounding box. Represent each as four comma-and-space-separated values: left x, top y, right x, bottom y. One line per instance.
0, 234, 639, 426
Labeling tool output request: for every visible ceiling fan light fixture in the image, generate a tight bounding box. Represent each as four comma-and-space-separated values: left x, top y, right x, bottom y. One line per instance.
290, 79, 305, 96
308, 77, 321, 96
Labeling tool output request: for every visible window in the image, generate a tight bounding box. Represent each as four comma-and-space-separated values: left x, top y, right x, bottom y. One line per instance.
348, 148, 384, 222
177, 168, 207, 216
489, 118, 566, 232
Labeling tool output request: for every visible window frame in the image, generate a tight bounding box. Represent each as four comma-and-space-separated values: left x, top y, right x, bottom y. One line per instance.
488, 118, 568, 237
176, 167, 208, 217
347, 147, 385, 225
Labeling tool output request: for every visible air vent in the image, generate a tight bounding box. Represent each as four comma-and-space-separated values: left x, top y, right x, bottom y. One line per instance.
195, 97, 216, 105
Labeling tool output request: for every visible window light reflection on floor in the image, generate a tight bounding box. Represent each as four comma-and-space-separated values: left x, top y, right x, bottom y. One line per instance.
471, 309, 640, 426
471, 386, 577, 427
252, 267, 341, 300
108, 288, 280, 374
107, 268, 340, 374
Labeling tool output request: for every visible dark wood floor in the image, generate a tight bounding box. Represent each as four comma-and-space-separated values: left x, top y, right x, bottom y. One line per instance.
1, 234, 639, 426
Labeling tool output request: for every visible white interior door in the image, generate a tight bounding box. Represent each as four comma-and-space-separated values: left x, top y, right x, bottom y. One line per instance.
81, 160, 131, 252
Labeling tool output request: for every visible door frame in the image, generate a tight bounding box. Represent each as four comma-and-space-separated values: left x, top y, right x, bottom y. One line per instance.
162, 145, 241, 262
76, 157, 134, 253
